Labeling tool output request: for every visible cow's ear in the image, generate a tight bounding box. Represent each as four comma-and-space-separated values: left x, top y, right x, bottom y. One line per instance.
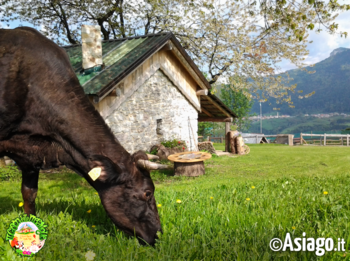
88, 155, 123, 182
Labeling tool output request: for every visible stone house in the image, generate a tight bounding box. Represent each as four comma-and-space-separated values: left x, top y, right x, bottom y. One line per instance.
63, 25, 236, 153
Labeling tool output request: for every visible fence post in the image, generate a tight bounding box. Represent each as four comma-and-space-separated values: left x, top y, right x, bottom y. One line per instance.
256, 135, 258, 144
347, 134, 349, 146
324, 133, 326, 146
300, 133, 303, 145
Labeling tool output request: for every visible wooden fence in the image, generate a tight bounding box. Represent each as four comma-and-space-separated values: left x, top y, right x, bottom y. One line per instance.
300, 133, 350, 146
198, 136, 225, 143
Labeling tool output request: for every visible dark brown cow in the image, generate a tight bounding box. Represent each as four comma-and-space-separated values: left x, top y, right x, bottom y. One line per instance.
0, 27, 168, 245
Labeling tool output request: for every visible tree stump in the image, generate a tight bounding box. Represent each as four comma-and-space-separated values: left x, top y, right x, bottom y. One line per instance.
236, 136, 244, 154
174, 161, 205, 176
168, 151, 211, 177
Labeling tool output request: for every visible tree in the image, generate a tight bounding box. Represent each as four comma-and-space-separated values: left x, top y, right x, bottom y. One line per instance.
220, 84, 255, 131
1, 0, 349, 102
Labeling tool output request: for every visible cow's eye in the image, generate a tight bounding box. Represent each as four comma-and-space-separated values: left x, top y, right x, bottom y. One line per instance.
144, 191, 152, 200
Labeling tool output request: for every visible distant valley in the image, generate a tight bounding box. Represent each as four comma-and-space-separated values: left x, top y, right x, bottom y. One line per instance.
251, 47, 350, 116
247, 47, 350, 134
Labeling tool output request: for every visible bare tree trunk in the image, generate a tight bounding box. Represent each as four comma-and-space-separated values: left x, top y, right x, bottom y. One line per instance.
174, 162, 205, 176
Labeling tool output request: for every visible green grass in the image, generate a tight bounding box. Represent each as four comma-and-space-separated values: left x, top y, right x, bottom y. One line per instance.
1, 144, 350, 260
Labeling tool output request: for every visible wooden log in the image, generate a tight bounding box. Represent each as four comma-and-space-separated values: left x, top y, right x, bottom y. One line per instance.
229, 131, 236, 154
236, 136, 243, 154
174, 161, 205, 177
196, 90, 208, 96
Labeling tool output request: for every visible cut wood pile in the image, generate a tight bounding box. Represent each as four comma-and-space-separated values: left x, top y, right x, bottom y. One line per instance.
150, 144, 187, 160
226, 131, 250, 155
198, 141, 217, 155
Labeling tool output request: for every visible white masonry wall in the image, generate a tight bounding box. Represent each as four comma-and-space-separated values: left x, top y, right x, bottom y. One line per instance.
105, 69, 198, 153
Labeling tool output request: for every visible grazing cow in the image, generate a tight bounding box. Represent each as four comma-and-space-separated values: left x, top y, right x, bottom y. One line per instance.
0, 27, 169, 245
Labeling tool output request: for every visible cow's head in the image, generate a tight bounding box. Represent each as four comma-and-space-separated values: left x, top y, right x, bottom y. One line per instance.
88, 151, 169, 245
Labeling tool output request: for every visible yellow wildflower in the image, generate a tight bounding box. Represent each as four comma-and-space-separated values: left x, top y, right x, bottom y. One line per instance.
92, 225, 96, 228
94, 192, 98, 195
210, 197, 214, 200
292, 226, 296, 230
323, 191, 328, 195
87, 209, 91, 213
176, 199, 182, 204
157, 204, 162, 208
85, 250, 96, 261
246, 198, 250, 201
18, 202, 24, 207
251, 186, 255, 189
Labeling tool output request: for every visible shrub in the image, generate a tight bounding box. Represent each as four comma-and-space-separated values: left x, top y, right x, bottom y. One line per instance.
161, 139, 187, 149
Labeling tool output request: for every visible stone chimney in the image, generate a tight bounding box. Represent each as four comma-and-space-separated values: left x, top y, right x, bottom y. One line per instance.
81, 25, 103, 70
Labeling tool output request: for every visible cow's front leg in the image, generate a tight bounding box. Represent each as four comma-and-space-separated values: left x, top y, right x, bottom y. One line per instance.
21, 168, 39, 215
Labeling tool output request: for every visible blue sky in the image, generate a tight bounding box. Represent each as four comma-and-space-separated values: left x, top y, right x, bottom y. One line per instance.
1, 5, 349, 72
279, 7, 350, 72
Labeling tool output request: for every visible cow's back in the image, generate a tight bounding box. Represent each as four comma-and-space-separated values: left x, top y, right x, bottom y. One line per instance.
0, 27, 89, 140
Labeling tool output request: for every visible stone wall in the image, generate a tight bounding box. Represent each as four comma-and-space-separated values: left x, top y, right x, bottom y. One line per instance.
105, 69, 198, 153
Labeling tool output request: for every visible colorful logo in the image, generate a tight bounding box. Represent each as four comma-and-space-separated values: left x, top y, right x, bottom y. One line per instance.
6, 214, 48, 257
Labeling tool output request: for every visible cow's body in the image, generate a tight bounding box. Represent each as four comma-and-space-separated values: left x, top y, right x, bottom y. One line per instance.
0, 27, 161, 245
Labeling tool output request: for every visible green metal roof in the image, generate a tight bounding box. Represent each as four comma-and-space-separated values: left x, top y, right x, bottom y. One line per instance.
63, 33, 171, 97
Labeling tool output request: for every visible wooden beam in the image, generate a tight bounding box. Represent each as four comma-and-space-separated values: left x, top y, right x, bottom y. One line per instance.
205, 95, 231, 118
198, 117, 233, 122
168, 42, 208, 91
196, 89, 208, 96
162, 43, 172, 51
108, 89, 117, 96
201, 108, 213, 117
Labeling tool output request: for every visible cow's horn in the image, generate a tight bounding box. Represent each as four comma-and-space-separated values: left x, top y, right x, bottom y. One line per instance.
137, 159, 172, 170
147, 154, 159, 160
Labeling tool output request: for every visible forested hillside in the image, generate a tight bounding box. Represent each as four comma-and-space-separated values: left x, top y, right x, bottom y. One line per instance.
251, 47, 350, 115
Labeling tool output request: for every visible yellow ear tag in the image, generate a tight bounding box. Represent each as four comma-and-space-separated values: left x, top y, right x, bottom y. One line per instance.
88, 167, 101, 181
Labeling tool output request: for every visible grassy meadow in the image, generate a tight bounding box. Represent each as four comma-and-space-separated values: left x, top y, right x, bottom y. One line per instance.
1, 144, 350, 260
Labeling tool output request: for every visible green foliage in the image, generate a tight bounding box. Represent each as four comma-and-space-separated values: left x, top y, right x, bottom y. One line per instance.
150, 148, 158, 155
230, 125, 238, 131
1, 145, 350, 260
341, 128, 350, 134
197, 122, 212, 137
0, 166, 21, 181
161, 139, 186, 149
220, 85, 254, 131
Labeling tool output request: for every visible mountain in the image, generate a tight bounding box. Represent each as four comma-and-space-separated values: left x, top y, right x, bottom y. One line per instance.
251, 47, 350, 116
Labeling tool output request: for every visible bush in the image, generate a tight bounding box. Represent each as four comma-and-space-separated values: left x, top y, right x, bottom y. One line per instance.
0, 166, 21, 181
161, 139, 187, 149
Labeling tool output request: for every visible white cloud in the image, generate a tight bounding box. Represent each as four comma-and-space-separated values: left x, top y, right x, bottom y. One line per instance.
279, 5, 350, 72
